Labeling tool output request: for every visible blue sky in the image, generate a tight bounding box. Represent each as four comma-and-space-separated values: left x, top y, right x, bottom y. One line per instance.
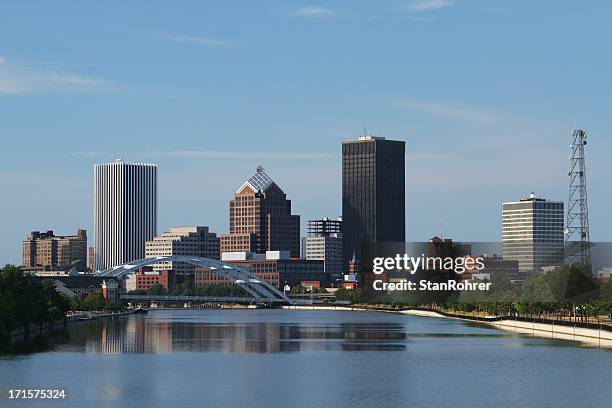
1, 0, 611, 264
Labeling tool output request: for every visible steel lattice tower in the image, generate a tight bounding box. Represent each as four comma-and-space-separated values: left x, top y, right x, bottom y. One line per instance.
565, 129, 592, 268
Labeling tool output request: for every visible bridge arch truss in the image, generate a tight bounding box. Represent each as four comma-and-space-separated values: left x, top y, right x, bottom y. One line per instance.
95, 255, 294, 305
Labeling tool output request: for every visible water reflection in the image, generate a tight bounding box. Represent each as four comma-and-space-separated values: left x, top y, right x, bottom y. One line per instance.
50, 311, 523, 355
8, 310, 598, 357
64, 317, 414, 354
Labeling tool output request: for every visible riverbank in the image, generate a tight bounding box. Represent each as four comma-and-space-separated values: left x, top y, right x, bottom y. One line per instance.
283, 305, 612, 347
66, 309, 135, 322
7, 309, 135, 348
401, 309, 612, 347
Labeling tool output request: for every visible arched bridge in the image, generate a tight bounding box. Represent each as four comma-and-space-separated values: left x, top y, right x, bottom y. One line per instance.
95, 255, 295, 305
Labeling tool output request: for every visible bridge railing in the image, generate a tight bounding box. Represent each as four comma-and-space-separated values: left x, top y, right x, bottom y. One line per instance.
121, 294, 290, 304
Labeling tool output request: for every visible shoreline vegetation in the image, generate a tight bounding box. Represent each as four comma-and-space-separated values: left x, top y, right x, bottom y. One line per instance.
4, 262, 612, 350
335, 262, 612, 327
0, 265, 132, 350
0, 265, 69, 349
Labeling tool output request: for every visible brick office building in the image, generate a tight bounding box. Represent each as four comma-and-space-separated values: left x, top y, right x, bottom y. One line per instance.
22, 229, 88, 272
220, 166, 300, 258
134, 269, 174, 292
195, 251, 325, 288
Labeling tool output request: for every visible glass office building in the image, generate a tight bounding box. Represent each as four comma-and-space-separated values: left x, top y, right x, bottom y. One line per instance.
341, 135, 405, 266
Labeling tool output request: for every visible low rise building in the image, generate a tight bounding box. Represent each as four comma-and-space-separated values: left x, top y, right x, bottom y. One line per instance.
145, 226, 220, 275
101, 279, 120, 301
459, 254, 520, 282
40, 275, 118, 300
123, 273, 137, 292
301, 217, 343, 281
598, 267, 612, 283
342, 274, 359, 290
134, 269, 174, 292
194, 267, 232, 286
195, 251, 325, 288
23, 229, 87, 272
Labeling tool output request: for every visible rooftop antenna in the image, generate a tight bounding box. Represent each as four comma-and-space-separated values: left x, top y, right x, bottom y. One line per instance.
364, 125, 368, 137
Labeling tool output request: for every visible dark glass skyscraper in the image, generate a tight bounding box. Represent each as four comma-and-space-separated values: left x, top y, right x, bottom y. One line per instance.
342, 136, 405, 266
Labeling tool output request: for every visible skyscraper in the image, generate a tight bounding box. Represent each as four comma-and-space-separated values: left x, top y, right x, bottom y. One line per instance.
342, 135, 405, 266
502, 193, 564, 273
93, 160, 157, 271
220, 165, 300, 257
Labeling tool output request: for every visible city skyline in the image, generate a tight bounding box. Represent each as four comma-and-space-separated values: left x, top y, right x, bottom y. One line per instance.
2, 1, 612, 264
3, 131, 609, 266
3, 4, 612, 408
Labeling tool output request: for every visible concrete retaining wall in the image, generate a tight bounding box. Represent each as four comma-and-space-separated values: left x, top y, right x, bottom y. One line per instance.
401, 309, 612, 347
283, 306, 612, 347
489, 319, 612, 346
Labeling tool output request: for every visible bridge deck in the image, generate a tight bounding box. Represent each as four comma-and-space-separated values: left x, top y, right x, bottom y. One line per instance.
121, 294, 293, 304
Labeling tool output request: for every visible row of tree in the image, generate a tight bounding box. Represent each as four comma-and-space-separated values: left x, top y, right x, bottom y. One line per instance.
127, 277, 249, 298
446, 263, 612, 320
0, 265, 69, 345
68, 293, 124, 312
337, 263, 612, 321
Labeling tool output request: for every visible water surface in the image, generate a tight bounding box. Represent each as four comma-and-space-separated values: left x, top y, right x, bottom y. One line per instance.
1, 309, 611, 408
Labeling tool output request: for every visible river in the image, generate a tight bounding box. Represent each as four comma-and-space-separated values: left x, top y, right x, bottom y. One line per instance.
1, 309, 611, 408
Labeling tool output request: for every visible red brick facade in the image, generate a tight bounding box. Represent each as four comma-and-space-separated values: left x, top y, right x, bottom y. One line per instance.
135, 269, 174, 291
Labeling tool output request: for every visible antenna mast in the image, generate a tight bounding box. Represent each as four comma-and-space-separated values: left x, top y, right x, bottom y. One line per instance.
565, 129, 592, 270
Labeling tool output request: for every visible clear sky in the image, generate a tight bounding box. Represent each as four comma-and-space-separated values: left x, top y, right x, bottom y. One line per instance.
1, 1, 611, 265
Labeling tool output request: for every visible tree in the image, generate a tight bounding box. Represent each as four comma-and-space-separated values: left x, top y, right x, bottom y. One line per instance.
81, 293, 104, 311
0, 288, 17, 345
600, 280, 612, 302
335, 288, 363, 303
69, 296, 80, 312
148, 284, 166, 295
545, 264, 599, 302
0, 265, 70, 346
105, 301, 124, 311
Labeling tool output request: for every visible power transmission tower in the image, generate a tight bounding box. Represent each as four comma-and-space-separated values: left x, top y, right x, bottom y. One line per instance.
565, 129, 592, 270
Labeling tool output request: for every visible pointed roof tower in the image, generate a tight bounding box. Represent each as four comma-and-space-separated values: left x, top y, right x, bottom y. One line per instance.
236, 165, 284, 194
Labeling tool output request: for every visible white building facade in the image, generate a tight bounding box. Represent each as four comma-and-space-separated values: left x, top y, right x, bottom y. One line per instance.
302, 236, 343, 279
145, 226, 220, 275
502, 194, 564, 273
94, 161, 157, 271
